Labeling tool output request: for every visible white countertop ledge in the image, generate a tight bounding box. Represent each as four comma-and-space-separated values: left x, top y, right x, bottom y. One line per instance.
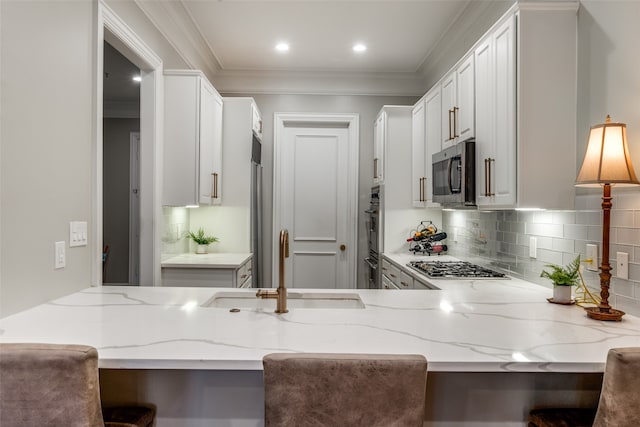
1, 283, 639, 373
161, 253, 252, 268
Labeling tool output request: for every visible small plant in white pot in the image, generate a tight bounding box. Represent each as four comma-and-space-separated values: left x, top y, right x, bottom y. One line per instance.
540, 255, 581, 303
187, 228, 219, 254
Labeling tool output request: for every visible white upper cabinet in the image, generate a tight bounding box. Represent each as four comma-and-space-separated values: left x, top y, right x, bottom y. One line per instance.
441, 54, 475, 149
163, 70, 223, 206
411, 86, 441, 207
475, 14, 516, 208
474, 5, 577, 209
373, 111, 385, 184
251, 102, 262, 140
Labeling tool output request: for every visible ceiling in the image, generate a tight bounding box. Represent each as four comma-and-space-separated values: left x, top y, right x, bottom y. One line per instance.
104, 42, 140, 103
183, 0, 471, 74
133, 0, 488, 95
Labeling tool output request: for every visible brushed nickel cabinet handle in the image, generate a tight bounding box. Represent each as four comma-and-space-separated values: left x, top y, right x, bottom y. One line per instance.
447, 109, 454, 141
373, 158, 378, 179
484, 158, 489, 196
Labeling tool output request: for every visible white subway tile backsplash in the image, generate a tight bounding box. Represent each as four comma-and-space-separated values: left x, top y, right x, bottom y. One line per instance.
615, 228, 640, 246
538, 249, 564, 265
611, 210, 635, 227
587, 226, 603, 242
629, 262, 640, 282
526, 222, 563, 238
442, 197, 640, 316
552, 238, 575, 253
611, 278, 634, 298
552, 211, 575, 225
563, 224, 587, 240
613, 191, 640, 210
533, 211, 553, 224
576, 211, 601, 226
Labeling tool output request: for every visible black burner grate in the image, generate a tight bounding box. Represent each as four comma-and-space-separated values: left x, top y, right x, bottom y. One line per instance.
407, 260, 507, 279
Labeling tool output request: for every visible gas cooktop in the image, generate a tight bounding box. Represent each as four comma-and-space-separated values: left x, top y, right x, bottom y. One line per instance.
407, 260, 508, 279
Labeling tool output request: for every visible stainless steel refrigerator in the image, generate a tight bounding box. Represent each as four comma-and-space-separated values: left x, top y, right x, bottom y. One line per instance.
251, 134, 262, 287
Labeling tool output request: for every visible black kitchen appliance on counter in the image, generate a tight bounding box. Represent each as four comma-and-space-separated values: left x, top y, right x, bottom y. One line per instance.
407, 260, 507, 279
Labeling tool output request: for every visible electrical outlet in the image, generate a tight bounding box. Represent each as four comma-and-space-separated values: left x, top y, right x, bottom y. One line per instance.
55, 241, 65, 269
617, 252, 629, 280
529, 237, 537, 258
586, 244, 598, 271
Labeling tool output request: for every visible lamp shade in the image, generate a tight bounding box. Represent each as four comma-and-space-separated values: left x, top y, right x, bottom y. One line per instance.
576, 116, 640, 187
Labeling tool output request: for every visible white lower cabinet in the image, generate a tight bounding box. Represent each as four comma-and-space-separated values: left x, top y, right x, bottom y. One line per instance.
162, 258, 252, 288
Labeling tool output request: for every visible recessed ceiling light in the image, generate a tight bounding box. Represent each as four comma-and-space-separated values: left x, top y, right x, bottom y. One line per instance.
132, 76, 141, 82
353, 44, 367, 53
275, 43, 289, 52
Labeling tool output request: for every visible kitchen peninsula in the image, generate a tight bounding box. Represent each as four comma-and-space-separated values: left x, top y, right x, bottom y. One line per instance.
1, 272, 639, 426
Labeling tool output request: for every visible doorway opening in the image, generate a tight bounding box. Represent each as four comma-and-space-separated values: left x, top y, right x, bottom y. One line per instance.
95, 3, 163, 286
102, 41, 140, 285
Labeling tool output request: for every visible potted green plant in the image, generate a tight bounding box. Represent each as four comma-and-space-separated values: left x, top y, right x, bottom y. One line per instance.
187, 227, 219, 254
540, 255, 581, 303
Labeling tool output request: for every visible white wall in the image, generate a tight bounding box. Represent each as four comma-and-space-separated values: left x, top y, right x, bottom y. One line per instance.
0, 1, 95, 317
0, 0, 189, 317
223, 94, 420, 287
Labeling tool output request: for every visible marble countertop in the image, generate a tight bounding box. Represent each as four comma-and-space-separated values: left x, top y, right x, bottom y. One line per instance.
1, 269, 639, 372
161, 253, 252, 269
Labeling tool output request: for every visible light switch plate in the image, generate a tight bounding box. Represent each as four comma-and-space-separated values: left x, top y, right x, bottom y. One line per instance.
69, 221, 88, 247
529, 237, 537, 258
55, 241, 65, 269
586, 244, 598, 271
617, 252, 629, 280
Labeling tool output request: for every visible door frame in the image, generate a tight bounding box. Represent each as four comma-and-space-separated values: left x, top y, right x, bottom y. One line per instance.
94, 1, 163, 286
272, 113, 359, 289
129, 132, 141, 285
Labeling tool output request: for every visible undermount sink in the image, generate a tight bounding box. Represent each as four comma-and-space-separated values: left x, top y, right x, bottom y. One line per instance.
202, 291, 365, 309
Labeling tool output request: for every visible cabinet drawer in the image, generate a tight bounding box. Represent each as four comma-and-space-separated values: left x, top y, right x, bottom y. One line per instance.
161, 267, 234, 287
398, 270, 413, 289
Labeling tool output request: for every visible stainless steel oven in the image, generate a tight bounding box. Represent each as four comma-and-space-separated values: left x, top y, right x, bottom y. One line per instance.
432, 138, 476, 208
364, 186, 381, 289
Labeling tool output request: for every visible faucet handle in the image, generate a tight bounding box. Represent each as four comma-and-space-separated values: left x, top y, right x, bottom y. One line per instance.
281, 229, 289, 258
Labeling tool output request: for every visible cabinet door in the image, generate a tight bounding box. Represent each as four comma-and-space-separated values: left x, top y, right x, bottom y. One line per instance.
456, 54, 475, 141
211, 92, 223, 205
198, 79, 216, 205
373, 112, 385, 183
441, 70, 457, 149
491, 15, 516, 207
411, 99, 426, 207
424, 86, 441, 205
474, 36, 495, 207
163, 74, 200, 206
251, 102, 262, 139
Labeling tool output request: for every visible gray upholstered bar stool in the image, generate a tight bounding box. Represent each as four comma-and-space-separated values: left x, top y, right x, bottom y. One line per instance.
528, 347, 640, 427
263, 353, 428, 427
0, 343, 155, 427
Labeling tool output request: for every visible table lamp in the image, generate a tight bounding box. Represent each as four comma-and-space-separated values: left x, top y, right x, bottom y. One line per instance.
575, 115, 640, 321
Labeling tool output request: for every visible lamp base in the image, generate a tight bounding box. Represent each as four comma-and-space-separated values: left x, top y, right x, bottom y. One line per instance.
585, 306, 625, 321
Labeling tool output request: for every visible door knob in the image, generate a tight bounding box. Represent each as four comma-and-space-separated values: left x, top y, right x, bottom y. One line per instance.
340, 244, 346, 251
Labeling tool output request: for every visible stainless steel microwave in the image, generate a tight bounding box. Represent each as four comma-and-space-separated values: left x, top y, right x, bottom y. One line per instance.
432, 138, 476, 208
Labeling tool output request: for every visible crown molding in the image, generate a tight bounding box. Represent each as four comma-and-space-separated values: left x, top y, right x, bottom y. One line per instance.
212, 69, 427, 96
134, 0, 219, 78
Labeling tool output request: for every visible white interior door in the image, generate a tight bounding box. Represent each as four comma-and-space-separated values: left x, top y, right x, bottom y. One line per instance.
274, 114, 358, 289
